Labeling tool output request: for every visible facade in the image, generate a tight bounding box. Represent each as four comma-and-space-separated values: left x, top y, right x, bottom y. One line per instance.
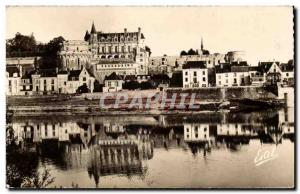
6, 66, 21, 96
184, 123, 211, 142
59, 40, 92, 71
59, 23, 150, 83
31, 67, 95, 95
103, 72, 124, 92
182, 61, 208, 88
215, 61, 251, 87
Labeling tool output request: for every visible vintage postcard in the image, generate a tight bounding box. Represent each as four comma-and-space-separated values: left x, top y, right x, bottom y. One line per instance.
6, 6, 295, 189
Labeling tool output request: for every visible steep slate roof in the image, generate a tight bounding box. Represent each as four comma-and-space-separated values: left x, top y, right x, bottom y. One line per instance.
280, 63, 294, 72
91, 22, 97, 34
231, 66, 249, 72
151, 74, 170, 81
259, 61, 280, 73
248, 66, 262, 72
86, 68, 95, 77
230, 61, 248, 66
6, 66, 19, 77
105, 72, 123, 80
182, 61, 207, 69
124, 75, 136, 81
39, 69, 57, 77
68, 70, 81, 81
215, 63, 231, 73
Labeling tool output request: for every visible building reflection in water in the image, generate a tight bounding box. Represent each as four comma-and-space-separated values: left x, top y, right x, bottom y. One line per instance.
9, 108, 294, 187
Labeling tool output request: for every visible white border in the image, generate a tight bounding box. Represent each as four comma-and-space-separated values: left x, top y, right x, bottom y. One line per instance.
1, 0, 298, 193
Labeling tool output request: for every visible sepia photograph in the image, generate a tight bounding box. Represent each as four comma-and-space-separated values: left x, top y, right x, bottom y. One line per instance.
5, 6, 295, 189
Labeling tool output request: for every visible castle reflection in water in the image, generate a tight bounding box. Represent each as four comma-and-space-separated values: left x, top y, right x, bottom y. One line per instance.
9, 108, 294, 187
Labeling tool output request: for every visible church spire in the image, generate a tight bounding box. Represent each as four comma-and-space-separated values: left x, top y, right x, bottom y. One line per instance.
201, 37, 204, 51
91, 21, 96, 34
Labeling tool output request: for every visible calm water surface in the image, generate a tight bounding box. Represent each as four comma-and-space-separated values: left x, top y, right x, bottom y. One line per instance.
9, 108, 294, 188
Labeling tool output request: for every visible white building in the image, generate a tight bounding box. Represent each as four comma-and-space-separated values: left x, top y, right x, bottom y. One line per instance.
216, 62, 251, 87
6, 66, 21, 96
103, 72, 124, 92
182, 61, 208, 88
184, 123, 211, 142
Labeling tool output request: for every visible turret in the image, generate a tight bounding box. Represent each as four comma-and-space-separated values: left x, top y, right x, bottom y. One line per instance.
90, 22, 98, 44
84, 30, 90, 41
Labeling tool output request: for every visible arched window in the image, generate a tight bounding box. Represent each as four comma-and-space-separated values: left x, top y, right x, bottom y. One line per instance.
108, 55, 112, 59
114, 55, 119, 59
101, 55, 106, 59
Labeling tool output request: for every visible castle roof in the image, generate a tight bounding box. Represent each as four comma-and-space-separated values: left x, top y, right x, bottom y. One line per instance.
91, 22, 97, 34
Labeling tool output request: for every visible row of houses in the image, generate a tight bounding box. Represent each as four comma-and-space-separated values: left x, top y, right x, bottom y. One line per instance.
6, 66, 95, 95
182, 60, 294, 88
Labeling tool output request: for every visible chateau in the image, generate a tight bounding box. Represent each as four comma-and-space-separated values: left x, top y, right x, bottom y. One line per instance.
59, 22, 150, 83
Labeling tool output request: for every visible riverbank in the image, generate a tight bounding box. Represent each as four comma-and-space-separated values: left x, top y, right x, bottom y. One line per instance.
7, 88, 285, 116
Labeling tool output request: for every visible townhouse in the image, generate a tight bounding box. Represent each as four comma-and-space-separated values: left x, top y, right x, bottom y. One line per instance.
182, 61, 209, 88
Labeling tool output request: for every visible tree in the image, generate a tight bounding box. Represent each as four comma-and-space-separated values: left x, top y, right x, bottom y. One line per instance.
40, 36, 65, 69
123, 81, 140, 90
140, 81, 154, 90
6, 32, 38, 57
44, 36, 65, 56
187, 48, 197, 55
77, 83, 90, 93
170, 71, 183, 87
180, 50, 187, 56
93, 80, 103, 92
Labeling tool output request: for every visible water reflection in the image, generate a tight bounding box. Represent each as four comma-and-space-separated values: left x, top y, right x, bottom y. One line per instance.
8, 108, 294, 188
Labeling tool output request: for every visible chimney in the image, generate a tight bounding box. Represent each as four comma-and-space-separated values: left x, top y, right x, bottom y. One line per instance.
124, 28, 127, 33
19, 65, 23, 77
138, 27, 141, 40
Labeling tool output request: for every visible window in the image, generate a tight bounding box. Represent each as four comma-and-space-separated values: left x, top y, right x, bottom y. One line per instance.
51, 79, 54, 84
128, 46, 131, 52
225, 73, 228, 77
44, 80, 46, 84
193, 78, 197, 83
286, 73, 289, 76
202, 77, 206, 81
108, 46, 112, 53
202, 71, 205, 75
115, 46, 118, 52
186, 128, 189, 132
83, 77, 86, 81
64, 81, 67, 86
51, 86, 54, 91
204, 127, 207, 132
234, 73, 237, 77
219, 81, 221, 85
185, 78, 188, 82
194, 71, 197, 76
185, 72, 188, 76
121, 46, 124, 52
8, 80, 11, 86
234, 78, 237, 83
218, 75, 221, 79
226, 79, 228, 83
108, 81, 111, 87
102, 47, 105, 53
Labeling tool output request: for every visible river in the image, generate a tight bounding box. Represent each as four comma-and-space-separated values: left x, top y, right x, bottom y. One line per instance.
7, 108, 294, 188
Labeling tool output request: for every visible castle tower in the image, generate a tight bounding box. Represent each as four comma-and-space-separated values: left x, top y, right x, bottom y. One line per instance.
90, 22, 98, 44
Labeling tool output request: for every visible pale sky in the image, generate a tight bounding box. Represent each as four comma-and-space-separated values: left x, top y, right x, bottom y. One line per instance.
6, 6, 294, 65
